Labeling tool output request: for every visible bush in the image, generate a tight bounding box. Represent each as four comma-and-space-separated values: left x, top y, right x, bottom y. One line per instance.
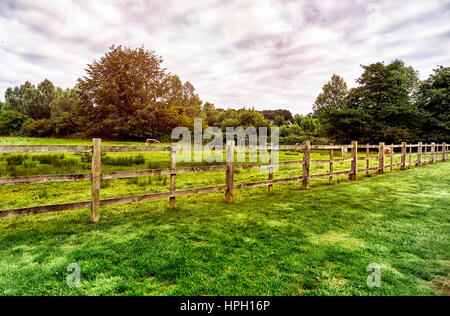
24, 119, 54, 137
0, 110, 30, 135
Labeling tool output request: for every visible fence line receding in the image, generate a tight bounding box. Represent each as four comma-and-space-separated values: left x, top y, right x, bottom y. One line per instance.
0, 140, 448, 222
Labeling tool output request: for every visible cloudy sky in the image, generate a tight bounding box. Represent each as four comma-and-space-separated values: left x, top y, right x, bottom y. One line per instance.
0, 0, 449, 114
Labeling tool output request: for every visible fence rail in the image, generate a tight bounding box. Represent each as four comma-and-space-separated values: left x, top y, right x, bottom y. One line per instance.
0, 140, 448, 221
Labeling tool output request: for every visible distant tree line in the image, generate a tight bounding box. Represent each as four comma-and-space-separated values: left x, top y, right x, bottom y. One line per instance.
0, 45, 448, 144
313, 61, 449, 143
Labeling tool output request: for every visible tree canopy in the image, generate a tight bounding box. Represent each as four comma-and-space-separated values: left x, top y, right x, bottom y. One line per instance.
0, 45, 447, 144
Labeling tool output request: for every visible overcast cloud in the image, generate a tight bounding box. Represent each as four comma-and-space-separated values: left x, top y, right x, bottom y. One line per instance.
0, 0, 449, 114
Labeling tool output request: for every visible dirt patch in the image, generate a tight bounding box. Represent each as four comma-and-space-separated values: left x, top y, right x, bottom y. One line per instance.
432, 275, 450, 296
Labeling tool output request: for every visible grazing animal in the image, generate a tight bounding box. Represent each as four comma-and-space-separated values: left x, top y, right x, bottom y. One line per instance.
384, 148, 393, 155
146, 139, 160, 145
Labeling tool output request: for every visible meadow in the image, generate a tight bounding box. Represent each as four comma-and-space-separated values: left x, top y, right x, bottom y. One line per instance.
0, 137, 448, 296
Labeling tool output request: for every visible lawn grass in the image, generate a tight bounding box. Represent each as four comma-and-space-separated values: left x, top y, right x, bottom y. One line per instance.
0, 137, 448, 296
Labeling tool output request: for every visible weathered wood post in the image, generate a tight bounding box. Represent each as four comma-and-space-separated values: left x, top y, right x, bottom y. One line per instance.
268, 147, 273, 193
390, 144, 394, 172
302, 141, 311, 190
225, 140, 235, 203
169, 144, 177, 209
91, 138, 101, 223
408, 144, 412, 169
349, 141, 358, 181
366, 143, 370, 176
430, 142, 435, 164
401, 142, 407, 170
378, 142, 385, 174
417, 142, 422, 166
443, 143, 447, 162
329, 143, 334, 184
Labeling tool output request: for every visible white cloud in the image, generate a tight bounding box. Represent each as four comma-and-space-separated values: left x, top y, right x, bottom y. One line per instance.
0, 0, 449, 114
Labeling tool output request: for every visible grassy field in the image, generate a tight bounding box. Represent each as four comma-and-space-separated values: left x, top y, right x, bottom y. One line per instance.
0, 137, 448, 296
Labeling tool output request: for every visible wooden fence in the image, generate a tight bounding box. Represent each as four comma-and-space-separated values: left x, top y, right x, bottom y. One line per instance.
0, 139, 448, 222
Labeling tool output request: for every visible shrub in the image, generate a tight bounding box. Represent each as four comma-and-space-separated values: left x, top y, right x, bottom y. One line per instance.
24, 119, 54, 137
0, 110, 30, 135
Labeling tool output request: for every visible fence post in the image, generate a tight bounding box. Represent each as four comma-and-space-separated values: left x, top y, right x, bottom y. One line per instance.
443, 143, 447, 162
302, 141, 311, 190
329, 143, 334, 184
91, 138, 101, 223
390, 144, 394, 172
378, 142, 385, 174
268, 147, 273, 193
225, 140, 235, 203
401, 142, 407, 170
430, 142, 435, 164
417, 142, 422, 166
408, 144, 412, 169
169, 144, 177, 209
349, 141, 357, 181
366, 143, 370, 176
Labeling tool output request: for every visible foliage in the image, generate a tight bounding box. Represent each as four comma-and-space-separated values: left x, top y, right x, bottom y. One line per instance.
313, 74, 348, 116
76, 45, 197, 139
416, 66, 450, 142
24, 119, 54, 137
0, 110, 30, 135
1, 47, 447, 144
261, 109, 294, 122
319, 61, 423, 143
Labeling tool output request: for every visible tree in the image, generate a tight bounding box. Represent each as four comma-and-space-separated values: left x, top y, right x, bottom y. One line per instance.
313, 74, 348, 117
76, 45, 168, 138
164, 75, 202, 118
4, 79, 55, 120
319, 61, 420, 143
0, 110, 29, 135
416, 66, 450, 142
238, 109, 268, 128
27, 79, 55, 119
3, 81, 34, 114
273, 115, 285, 126
76, 45, 200, 139
294, 114, 318, 135
262, 109, 293, 122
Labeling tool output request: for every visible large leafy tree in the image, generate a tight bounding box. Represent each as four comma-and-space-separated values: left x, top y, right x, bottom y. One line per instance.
322, 60, 420, 143
76, 45, 168, 138
261, 109, 293, 122
76, 45, 199, 139
416, 66, 450, 142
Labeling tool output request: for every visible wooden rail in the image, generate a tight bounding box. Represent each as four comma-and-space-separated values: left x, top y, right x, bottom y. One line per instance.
0, 140, 448, 221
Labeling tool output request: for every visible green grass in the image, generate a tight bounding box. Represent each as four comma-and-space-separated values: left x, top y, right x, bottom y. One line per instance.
0, 137, 448, 296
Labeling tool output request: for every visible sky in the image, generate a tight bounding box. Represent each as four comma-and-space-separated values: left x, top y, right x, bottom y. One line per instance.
0, 0, 449, 114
